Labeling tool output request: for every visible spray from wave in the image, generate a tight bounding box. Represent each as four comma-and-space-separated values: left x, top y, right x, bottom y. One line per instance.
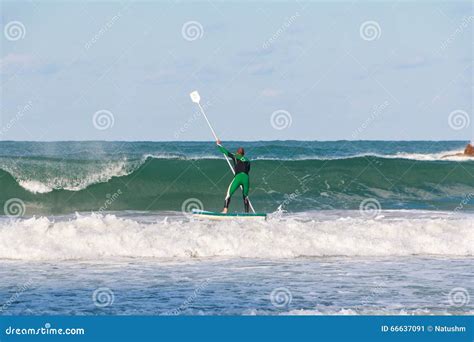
0, 158, 139, 193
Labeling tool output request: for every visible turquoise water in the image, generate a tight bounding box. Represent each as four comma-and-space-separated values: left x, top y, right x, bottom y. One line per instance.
1, 141, 473, 214
0, 141, 472, 316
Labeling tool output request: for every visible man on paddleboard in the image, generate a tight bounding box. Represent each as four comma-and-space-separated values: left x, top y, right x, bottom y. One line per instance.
216, 140, 250, 213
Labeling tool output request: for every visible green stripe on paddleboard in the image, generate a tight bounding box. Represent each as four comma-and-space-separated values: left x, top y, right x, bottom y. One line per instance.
192, 209, 267, 217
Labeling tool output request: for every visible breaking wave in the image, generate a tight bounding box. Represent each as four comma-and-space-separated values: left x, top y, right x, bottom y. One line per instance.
0, 212, 472, 260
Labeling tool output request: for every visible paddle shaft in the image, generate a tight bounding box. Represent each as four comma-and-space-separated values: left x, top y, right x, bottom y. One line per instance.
196, 102, 256, 213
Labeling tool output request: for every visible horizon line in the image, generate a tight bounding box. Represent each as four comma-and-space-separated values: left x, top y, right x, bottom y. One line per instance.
0, 139, 470, 143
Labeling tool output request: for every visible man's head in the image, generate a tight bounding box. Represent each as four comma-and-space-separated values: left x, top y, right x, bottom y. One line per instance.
237, 147, 245, 156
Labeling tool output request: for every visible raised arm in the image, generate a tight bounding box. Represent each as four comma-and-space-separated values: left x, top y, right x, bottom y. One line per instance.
216, 140, 235, 161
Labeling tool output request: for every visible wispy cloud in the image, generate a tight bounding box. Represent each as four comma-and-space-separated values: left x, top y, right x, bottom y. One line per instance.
236, 46, 276, 59
144, 69, 179, 84
143, 60, 222, 84
193, 65, 222, 82
393, 56, 428, 69
0, 53, 35, 75
248, 62, 274, 76
354, 55, 429, 81
261, 88, 282, 97
0, 53, 60, 76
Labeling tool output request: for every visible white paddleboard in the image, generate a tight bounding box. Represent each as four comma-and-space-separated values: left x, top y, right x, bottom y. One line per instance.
192, 209, 267, 220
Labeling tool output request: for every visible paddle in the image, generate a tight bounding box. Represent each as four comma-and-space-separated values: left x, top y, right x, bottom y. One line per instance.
189, 90, 256, 213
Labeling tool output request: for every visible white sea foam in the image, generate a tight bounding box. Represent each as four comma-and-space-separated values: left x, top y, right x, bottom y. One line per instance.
257, 307, 474, 315
9, 160, 135, 193
0, 212, 472, 260
319, 151, 473, 162
145, 151, 474, 162
385, 150, 473, 161
17, 180, 52, 194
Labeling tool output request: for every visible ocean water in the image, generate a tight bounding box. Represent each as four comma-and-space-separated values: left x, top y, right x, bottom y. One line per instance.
0, 141, 473, 315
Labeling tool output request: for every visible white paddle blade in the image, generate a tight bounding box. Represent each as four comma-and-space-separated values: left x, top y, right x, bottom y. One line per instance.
190, 91, 201, 104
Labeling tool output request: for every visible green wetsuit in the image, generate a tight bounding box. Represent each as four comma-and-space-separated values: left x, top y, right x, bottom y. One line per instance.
217, 144, 251, 212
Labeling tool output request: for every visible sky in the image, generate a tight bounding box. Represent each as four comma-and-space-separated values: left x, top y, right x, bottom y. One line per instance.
0, 0, 472, 141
